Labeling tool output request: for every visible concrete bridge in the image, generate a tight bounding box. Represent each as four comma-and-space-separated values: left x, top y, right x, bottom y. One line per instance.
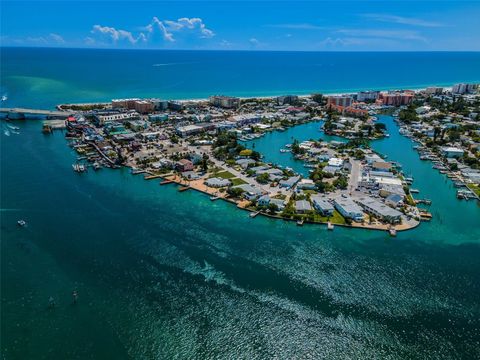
0, 107, 75, 119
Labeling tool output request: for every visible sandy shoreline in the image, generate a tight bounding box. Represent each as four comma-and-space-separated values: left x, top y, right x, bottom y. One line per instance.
56, 84, 457, 109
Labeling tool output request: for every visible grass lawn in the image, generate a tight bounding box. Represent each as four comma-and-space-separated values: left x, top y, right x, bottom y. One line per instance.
313, 210, 346, 225
467, 184, 480, 197
215, 170, 236, 179
231, 177, 247, 186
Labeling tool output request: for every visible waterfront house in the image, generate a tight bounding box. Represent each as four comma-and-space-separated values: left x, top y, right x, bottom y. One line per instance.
182, 171, 200, 180
232, 184, 263, 201
311, 195, 334, 216
295, 200, 312, 214
355, 196, 402, 224
176, 159, 194, 172
205, 177, 231, 188
334, 196, 364, 222
257, 195, 286, 211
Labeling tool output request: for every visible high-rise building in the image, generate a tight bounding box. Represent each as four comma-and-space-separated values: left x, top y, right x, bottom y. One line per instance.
452, 83, 478, 95
134, 100, 154, 114
425, 87, 444, 95
380, 93, 413, 106
209, 95, 240, 108
357, 91, 379, 102
327, 95, 353, 107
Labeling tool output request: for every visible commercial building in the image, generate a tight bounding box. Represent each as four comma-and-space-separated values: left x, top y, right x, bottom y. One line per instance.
95, 111, 139, 125
354, 196, 403, 224
334, 196, 364, 222
230, 114, 261, 127
209, 95, 240, 108
311, 195, 334, 216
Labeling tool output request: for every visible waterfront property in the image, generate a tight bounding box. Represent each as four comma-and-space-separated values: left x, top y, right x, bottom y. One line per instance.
311, 195, 335, 216
355, 196, 403, 224
334, 196, 365, 222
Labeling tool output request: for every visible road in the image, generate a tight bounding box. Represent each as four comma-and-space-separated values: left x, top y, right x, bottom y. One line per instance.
348, 159, 362, 194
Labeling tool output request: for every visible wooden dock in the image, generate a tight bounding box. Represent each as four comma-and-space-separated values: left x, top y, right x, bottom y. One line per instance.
144, 174, 163, 180
160, 180, 174, 185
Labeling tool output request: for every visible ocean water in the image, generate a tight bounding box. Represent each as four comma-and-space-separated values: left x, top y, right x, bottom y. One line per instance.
1, 48, 480, 109
1, 48, 480, 359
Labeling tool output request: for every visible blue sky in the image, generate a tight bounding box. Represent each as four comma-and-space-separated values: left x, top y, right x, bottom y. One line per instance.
1, 1, 480, 51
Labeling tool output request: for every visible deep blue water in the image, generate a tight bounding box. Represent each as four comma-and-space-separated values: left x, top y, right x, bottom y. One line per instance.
1, 48, 480, 109
1, 48, 480, 359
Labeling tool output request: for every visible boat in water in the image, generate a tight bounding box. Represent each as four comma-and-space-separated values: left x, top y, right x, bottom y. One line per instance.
17, 219, 27, 227
72, 163, 87, 173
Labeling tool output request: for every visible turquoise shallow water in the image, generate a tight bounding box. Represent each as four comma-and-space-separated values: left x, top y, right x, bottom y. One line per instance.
1, 49, 480, 359
1, 48, 480, 109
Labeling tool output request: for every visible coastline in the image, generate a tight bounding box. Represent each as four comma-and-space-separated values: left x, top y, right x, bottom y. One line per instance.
53, 84, 462, 111
144, 172, 420, 233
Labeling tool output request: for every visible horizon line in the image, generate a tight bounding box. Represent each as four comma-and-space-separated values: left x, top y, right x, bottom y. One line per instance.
2, 46, 480, 53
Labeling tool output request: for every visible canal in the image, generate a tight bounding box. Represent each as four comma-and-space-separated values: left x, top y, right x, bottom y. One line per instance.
246, 115, 480, 243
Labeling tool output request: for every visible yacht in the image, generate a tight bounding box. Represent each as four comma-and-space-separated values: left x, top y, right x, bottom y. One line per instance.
17, 220, 26, 227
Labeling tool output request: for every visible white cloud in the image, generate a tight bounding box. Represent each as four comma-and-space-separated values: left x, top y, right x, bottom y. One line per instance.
84, 37, 96, 46
362, 14, 443, 27
336, 29, 427, 42
249, 38, 260, 46
91, 25, 146, 44
164, 17, 215, 38
266, 23, 325, 30
91, 17, 215, 46
49, 33, 65, 44
148, 17, 174, 42
219, 39, 232, 47
15, 33, 66, 46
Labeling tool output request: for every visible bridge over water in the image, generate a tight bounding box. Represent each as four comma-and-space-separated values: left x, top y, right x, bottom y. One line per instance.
0, 108, 75, 119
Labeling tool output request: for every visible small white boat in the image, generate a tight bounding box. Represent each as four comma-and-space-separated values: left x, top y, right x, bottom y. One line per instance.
389, 228, 397, 237
1, 95, 7, 101
17, 219, 27, 227
327, 222, 334, 230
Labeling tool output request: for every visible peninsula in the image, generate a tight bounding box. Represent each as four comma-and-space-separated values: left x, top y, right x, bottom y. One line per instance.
8, 83, 480, 234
